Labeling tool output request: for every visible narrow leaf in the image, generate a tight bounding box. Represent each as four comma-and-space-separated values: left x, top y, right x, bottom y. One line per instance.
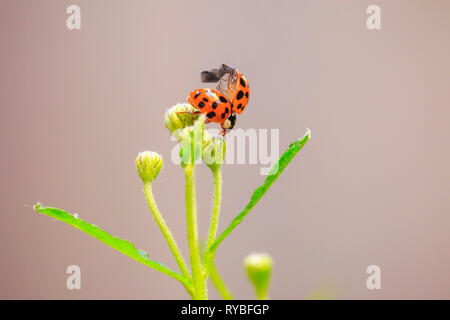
208, 130, 311, 253
34, 203, 190, 287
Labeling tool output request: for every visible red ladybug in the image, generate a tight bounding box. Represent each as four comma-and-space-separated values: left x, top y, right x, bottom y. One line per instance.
187, 64, 250, 136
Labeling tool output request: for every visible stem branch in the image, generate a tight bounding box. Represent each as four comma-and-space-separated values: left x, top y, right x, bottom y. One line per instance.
184, 164, 207, 299
209, 261, 233, 300
206, 168, 222, 251
143, 182, 192, 284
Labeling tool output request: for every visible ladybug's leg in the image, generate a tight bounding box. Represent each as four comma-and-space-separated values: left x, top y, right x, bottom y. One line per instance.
219, 124, 227, 136
204, 118, 212, 124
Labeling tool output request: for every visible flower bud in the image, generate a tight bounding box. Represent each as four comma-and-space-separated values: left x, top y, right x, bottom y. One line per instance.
203, 135, 226, 170
244, 253, 273, 300
136, 151, 163, 183
164, 103, 200, 140
179, 117, 209, 167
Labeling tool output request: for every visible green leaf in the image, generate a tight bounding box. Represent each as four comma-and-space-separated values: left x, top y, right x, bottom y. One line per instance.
33, 203, 190, 288
208, 129, 311, 254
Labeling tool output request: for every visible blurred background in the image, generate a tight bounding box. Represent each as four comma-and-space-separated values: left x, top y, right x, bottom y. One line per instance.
1, 0, 450, 299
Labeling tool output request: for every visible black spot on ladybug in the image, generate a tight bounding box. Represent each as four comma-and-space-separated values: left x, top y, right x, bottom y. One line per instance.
203, 98, 209, 102
194, 91, 201, 99
239, 77, 246, 87
245, 92, 249, 98
212, 102, 218, 109
236, 103, 242, 110
219, 96, 228, 103
236, 90, 244, 100
207, 111, 216, 118
225, 107, 229, 113
221, 112, 226, 119
198, 101, 205, 108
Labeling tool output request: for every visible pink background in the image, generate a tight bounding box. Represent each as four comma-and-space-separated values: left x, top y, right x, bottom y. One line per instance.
1, 0, 450, 299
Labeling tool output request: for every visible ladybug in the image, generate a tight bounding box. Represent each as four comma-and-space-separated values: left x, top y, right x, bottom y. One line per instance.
186, 64, 250, 136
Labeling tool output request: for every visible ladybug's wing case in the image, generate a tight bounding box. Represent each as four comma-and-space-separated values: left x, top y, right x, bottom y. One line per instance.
232, 72, 250, 114
188, 88, 233, 124
201, 65, 250, 114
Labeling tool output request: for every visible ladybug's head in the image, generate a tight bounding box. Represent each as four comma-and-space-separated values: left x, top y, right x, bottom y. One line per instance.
223, 112, 237, 130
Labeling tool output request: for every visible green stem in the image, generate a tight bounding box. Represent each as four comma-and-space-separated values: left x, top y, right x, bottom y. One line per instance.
184, 164, 207, 299
206, 167, 222, 252
257, 290, 268, 300
143, 182, 192, 285
209, 261, 233, 300
204, 167, 233, 299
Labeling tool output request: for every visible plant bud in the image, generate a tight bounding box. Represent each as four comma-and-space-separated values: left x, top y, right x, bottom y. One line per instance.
244, 253, 273, 300
164, 103, 200, 140
179, 117, 208, 167
136, 151, 163, 183
203, 135, 226, 170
